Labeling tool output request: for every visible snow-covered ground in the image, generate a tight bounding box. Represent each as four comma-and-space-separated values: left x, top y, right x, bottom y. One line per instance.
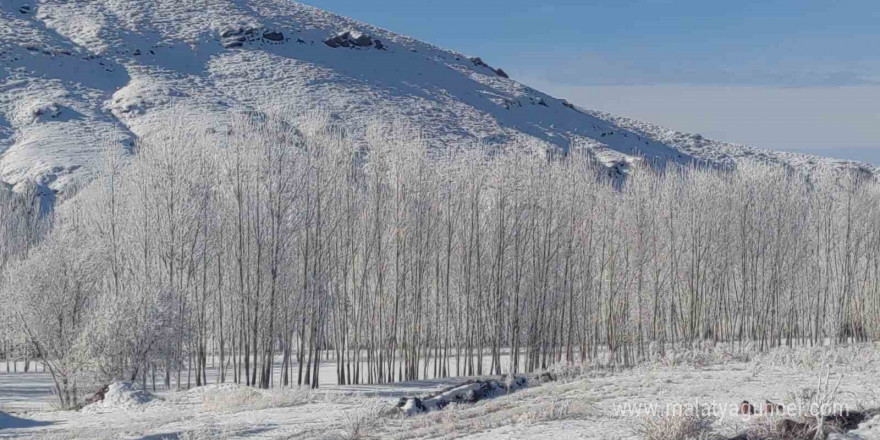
4, 1, 880, 439
2, 0, 876, 201
0, 354, 521, 412
3, 345, 880, 439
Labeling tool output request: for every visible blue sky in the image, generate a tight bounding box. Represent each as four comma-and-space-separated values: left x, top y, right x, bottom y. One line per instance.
305, 0, 880, 164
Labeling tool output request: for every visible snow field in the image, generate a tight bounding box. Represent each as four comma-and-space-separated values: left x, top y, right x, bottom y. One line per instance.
3, 344, 880, 439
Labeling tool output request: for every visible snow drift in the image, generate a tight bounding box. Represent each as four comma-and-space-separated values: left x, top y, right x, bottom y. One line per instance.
81, 382, 157, 413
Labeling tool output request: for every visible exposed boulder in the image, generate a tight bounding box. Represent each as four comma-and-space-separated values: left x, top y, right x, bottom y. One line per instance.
218, 27, 283, 48
469, 57, 489, 68
562, 100, 582, 112
220, 27, 245, 38
349, 31, 371, 46
220, 27, 253, 49
527, 97, 548, 107
324, 30, 384, 50
262, 30, 283, 42
468, 57, 509, 78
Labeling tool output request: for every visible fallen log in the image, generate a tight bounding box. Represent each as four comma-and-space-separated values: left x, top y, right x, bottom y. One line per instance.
396, 374, 530, 416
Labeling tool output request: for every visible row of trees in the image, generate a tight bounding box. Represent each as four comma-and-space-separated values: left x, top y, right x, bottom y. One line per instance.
2, 111, 879, 407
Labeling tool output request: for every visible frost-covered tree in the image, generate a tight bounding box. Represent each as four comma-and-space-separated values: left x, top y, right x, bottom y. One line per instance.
2, 214, 98, 408
4, 109, 880, 398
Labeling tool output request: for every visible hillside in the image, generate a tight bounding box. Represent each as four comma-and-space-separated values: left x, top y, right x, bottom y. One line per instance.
1, 0, 876, 200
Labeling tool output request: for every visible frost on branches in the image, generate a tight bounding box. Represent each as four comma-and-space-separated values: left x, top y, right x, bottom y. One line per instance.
2, 110, 879, 408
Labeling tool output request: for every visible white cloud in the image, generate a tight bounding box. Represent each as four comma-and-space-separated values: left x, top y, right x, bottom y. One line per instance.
499, 51, 880, 88
525, 82, 880, 164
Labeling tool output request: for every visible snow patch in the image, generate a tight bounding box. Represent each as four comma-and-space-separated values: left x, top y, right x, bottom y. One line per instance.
18, 101, 83, 124
108, 78, 183, 117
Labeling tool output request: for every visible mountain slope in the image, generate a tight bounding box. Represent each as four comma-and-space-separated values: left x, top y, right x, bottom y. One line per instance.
1, 0, 875, 198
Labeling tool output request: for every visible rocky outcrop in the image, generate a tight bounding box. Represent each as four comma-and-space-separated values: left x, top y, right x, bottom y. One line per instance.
262, 30, 283, 42
468, 57, 509, 78
220, 27, 252, 48
324, 30, 384, 50
219, 27, 285, 49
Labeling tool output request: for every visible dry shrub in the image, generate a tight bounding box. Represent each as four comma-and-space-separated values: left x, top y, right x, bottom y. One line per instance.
742, 415, 860, 440
636, 404, 718, 440
172, 425, 231, 440
543, 362, 591, 382
335, 400, 389, 440
201, 385, 319, 413
22, 430, 121, 440
515, 394, 590, 424
653, 342, 754, 369
787, 370, 846, 438
743, 369, 855, 440
744, 415, 811, 440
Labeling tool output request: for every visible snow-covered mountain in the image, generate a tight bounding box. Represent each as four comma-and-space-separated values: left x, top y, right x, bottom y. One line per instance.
1, 0, 876, 199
